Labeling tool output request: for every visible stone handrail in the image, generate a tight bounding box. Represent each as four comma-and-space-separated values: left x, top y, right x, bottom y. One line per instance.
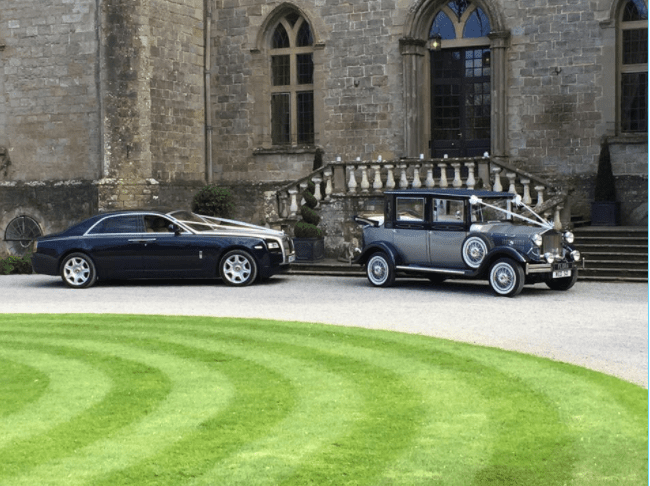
269, 155, 569, 229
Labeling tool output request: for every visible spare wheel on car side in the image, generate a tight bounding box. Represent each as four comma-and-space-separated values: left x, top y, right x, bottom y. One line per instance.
461, 234, 492, 269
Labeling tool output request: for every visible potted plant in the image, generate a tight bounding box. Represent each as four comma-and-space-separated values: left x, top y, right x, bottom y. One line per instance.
293, 180, 325, 261
591, 139, 620, 226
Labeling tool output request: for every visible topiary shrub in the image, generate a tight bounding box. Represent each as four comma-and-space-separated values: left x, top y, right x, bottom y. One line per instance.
294, 180, 323, 238
191, 185, 235, 217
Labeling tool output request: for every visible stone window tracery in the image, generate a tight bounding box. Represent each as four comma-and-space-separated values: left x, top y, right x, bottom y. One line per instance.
269, 12, 315, 146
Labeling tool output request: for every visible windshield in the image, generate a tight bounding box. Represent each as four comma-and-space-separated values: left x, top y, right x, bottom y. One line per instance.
471, 198, 514, 223
167, 210, 220, 232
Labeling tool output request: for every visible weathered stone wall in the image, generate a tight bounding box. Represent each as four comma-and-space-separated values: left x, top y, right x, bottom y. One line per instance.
150, 0, 205, 183
0, 0, 101, 182
0, 181, 97, 257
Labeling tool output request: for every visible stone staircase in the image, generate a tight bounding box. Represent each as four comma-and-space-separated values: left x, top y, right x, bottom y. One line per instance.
573, 226, 648, 282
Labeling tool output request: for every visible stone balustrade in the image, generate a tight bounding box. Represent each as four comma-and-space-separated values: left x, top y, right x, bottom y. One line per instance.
271, 155, 568, 229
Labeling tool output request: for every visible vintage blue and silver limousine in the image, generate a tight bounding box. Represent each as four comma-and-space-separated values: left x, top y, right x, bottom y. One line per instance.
354, 188, 581, 297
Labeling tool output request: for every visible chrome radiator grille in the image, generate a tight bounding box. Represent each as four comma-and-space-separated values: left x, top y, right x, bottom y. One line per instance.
542, 233, 562, 254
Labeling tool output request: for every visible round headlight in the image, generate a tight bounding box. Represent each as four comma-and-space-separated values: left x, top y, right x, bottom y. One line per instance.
571, 250, 581, 262
544, 252, 555, 264
564, 231, 574, 244
532, 233, 543, 247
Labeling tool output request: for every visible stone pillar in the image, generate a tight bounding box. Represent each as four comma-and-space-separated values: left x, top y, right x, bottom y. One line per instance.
488, 31, 510, 158
400, 38, 427, 158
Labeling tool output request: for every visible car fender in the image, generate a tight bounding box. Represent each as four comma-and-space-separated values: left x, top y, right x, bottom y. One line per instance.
479, 246, 527, 272
355, 242, 402, 267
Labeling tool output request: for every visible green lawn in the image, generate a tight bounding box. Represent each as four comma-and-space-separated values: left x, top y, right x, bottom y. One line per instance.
0, 313, 646, 485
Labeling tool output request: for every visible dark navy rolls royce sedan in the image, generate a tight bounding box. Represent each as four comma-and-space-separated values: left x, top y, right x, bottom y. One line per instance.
31, 210, 295, 288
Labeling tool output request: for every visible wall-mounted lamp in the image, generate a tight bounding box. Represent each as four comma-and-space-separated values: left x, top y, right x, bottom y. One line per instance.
429, 34, 442, 51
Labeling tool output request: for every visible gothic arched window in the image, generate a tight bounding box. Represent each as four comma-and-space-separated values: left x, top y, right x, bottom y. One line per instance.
270, 12, 314, 145
619, 0, 648, 133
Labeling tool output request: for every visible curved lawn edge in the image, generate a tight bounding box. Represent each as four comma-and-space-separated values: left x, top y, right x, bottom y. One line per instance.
0, 314, 646, 486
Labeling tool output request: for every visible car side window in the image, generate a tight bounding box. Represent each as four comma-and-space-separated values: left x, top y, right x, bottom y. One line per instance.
144, 215, 176, 233
396, 198, 425, 222
88, 215, 144, 234
432, 199, 464, 223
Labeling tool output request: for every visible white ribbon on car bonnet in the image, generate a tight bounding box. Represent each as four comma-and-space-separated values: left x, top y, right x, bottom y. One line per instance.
469, 195, 554, 230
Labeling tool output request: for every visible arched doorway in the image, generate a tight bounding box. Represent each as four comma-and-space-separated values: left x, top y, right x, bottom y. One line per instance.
400, 0, 508, 159
429, 1, 491, 157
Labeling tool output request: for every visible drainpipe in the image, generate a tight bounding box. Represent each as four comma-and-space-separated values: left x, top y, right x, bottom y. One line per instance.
205, 0, 213, 184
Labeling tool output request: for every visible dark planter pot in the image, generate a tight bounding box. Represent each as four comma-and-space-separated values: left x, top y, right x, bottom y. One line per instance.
591, 201, 620, 226
293, 237, 325, 262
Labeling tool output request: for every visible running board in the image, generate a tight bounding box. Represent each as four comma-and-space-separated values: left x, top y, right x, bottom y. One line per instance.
395, 265, 472, 276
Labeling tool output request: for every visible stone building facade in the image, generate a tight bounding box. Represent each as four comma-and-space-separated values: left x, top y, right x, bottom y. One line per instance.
0, 0, 646, 256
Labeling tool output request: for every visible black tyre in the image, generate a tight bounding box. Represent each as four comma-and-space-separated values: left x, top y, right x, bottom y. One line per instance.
488, 257, 524, 297
60, 253, 98, 289
546, 268, 578, 291
219, 250, 258, 286
366, 252, 396, 287
461, 234, 491, 269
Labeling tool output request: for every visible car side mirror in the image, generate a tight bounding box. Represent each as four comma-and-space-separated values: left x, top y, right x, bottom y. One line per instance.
169, 224, 182, 235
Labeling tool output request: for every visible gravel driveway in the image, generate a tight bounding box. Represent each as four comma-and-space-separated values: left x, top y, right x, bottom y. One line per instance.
1, 274, 647, 388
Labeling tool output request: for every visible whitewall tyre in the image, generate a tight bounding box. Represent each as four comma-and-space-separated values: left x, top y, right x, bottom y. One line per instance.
366, 252, 395, 287
461, 234, 490, 269
488, 258, 524, 297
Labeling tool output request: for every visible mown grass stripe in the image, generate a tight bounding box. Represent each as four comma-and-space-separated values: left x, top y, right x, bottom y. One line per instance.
0, 356, 49, 419
0, 348, 110, 449
92, 339, 297, 486
0, 336, 233, 486
0, 340, 171, 482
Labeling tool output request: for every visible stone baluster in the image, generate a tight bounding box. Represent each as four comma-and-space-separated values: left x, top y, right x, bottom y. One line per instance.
425, 164, 435, 188
279, 191, 289, 218
371, 165, 383, 192
492, 167, 503, 192
465, 162, 476, 189
288, 187, 299, 217
451, 162, 462, 188
399, 164, 409, 188
359, 165, 370, 193
438, 163, 448, 187
385, 164, 396, 189
535, 185, 545, 206
521, 179, 532, 205
312, 175, 322, 203
506, 172, 517, 195
553, 204, 563, 230
299, 181, 308, 206
412, 164, 422, 188
323, 168, 333, 201
347, 165, 358, 193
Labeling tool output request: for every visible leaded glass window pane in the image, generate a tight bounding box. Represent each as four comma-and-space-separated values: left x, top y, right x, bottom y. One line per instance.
621, 72, 648, 132
272, 55, 290, 86
623, 0, 649, 21
297, 21, 313, 47
430, 11, 456, 40
623, 28, 648, 64
297, 54, 313, 84
272, 23, 290, 49
297, 91, 314, 144
463, 8, 490, 38
271, 93, 291, 144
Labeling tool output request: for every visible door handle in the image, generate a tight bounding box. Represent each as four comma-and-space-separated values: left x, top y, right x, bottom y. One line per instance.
128, 238, 156, 243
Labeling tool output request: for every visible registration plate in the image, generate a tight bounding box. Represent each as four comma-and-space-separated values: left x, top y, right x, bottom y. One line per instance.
553, 269, 571, 278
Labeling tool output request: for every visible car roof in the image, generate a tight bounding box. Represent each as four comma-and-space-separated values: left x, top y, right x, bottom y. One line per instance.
384, 188, 516, 199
